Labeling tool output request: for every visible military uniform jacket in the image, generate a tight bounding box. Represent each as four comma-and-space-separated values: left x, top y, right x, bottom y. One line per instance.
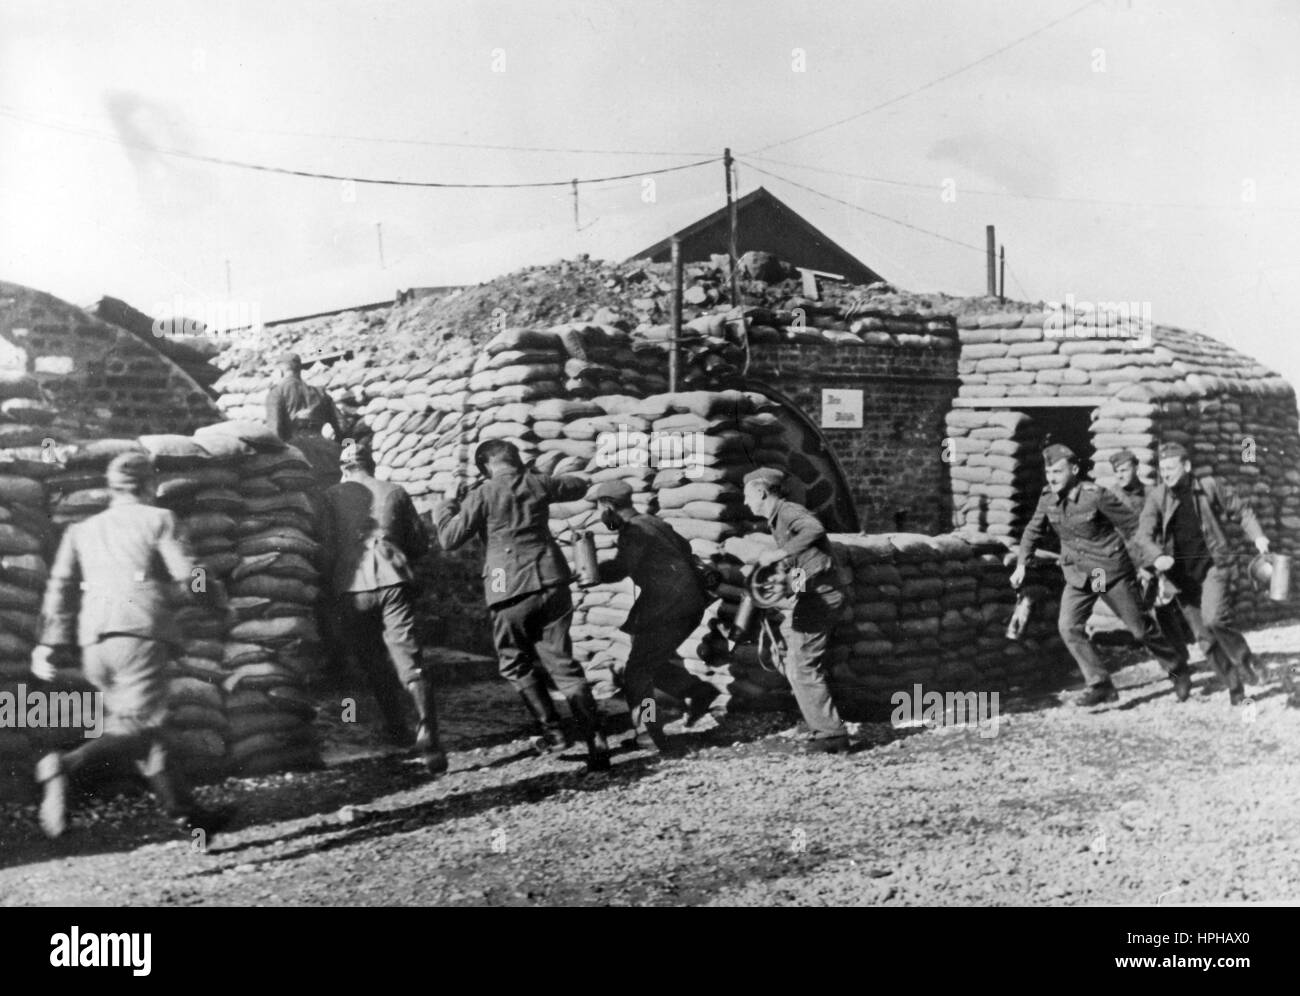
322, 474, 428, 593
266, 374, 341, 441
1135, 475, 1263, 570
39, 497, 197, 648
1018, 480, 1137, 589
435, 469, 587, 607
599, 513, 709, 633
769, 499, 839, 591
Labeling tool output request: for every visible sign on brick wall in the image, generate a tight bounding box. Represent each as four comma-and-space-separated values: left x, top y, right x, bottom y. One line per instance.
821, 388, 863, 428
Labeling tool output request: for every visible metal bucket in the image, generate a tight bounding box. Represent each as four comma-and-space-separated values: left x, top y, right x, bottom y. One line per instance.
1004, 592, 1032, 641
573, 531, 600, 588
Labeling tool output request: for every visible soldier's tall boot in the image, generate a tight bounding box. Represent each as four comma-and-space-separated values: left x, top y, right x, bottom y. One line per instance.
565, 686, 611, 773
35, 752, 68, 839
517, 674, 570, 753
407, 675, 448, 776
144, 768, 233, 838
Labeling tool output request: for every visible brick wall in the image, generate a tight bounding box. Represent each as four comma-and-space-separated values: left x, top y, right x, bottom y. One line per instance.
746, 332, 960, 534
0, 282, 221, 435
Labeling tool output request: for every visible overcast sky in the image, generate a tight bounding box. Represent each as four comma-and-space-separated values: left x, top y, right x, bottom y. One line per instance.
1, 0, 1297, 385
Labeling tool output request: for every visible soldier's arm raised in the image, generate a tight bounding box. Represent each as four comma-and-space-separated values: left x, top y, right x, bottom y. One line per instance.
434, 486, 485, 551
547, 472, 591, 503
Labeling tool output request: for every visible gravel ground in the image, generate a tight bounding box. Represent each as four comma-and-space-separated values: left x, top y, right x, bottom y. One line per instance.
2, 623, 1298, 907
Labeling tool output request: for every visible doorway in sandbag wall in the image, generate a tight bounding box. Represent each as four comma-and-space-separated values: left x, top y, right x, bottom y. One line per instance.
1007, 404, 1098, 543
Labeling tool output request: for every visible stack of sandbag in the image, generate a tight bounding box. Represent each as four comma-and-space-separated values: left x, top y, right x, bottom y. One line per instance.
679, 530, 1068, 719
222, 436, 324, 776
944, 409, 1042, 540
135, 430, 245, 779
0, 455, 53, 801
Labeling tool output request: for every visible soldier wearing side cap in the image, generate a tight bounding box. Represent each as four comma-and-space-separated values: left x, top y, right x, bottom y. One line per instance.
741, 467, 850, 754
265, 351, 343, 489
320, 440, 446, 774
589, 479, 721, 752
1133, 442, 1270, 706
1012, 443, 1188, 707
434, 439, 610, 773
30, 452, 232, 839
1106, 449, 1195, 660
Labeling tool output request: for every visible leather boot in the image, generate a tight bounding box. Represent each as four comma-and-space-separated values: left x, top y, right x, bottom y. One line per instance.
518, 675, 570, 753
35, 752, 68, 839
566, 687, 611, 773
407, 676, 449, 776
145, 770, 234, 837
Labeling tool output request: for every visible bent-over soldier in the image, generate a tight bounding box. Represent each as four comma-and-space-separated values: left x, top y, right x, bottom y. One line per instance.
742, 468, 850, 754
590, 479, 720, 752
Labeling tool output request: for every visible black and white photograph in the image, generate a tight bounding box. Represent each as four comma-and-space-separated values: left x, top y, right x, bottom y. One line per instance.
0, 0, 1296, 931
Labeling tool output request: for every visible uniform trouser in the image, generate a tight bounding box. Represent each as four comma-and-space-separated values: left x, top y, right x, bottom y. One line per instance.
59, 636, 172, 785
490, 585, 589, 700
1138, 574, 1194, 663
624, 612, 712, 723
774, 587, 846, 737
1175, 566, 1252, 690
338, 584, 425, 726
1058, 574, 1186, 687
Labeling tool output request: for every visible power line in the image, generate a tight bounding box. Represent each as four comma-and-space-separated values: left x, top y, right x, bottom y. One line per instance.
746, 0, 1097, 155
739, 158, 988, 255
2, 103, 713, 158
0, 106, 718, 189
746, 152, 1300, 214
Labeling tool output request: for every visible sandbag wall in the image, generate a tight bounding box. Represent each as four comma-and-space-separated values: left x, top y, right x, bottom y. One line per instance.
0, 423, 326, 801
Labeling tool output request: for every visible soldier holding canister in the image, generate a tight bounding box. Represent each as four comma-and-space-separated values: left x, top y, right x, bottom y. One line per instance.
1135, 442, 1270, 706
1105, 448, 1195, 662
434, 439, 611, 773
741, 467, 850, 754
589, 479, 720, 753
1012, 443, 1188, 706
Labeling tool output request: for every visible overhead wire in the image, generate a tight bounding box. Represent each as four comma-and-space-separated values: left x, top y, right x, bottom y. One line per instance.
744, 0, 1097, 154
0, 106, 719, 189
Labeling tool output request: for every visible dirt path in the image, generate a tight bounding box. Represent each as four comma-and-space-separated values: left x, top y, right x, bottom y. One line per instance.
3, 624, 1298, 906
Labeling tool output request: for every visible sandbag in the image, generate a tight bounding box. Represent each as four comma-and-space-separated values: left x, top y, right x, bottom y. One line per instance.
229, 615, 320, 644
195, 420, 286, 453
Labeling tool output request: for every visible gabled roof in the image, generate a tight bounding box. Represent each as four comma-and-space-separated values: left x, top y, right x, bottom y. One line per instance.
628, 186, 882, 285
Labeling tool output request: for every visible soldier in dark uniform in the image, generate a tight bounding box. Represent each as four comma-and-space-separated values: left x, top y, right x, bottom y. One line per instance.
31, 453, 230, 839
590, 479, 720, 752
742, 468, 850, 754
320, 441, 446, 774
434, 440, 610, 772
1012, 444, 1188, 706
264, 351, 343, 490
1135, 442, 1270, 706
1106, 449, 1195, 659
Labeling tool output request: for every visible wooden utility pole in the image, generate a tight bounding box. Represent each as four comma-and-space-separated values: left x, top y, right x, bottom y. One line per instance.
724, 148, 740, 305
999, 245, 1006, 302
225, 258, 232, 294
377, 223, 386, 269
669, 237, 683, 392
986, 225, 996, 296
571, 179, 580, 231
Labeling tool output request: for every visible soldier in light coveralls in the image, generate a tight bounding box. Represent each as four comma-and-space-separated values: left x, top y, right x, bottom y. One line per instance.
31, 452, 231, 839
